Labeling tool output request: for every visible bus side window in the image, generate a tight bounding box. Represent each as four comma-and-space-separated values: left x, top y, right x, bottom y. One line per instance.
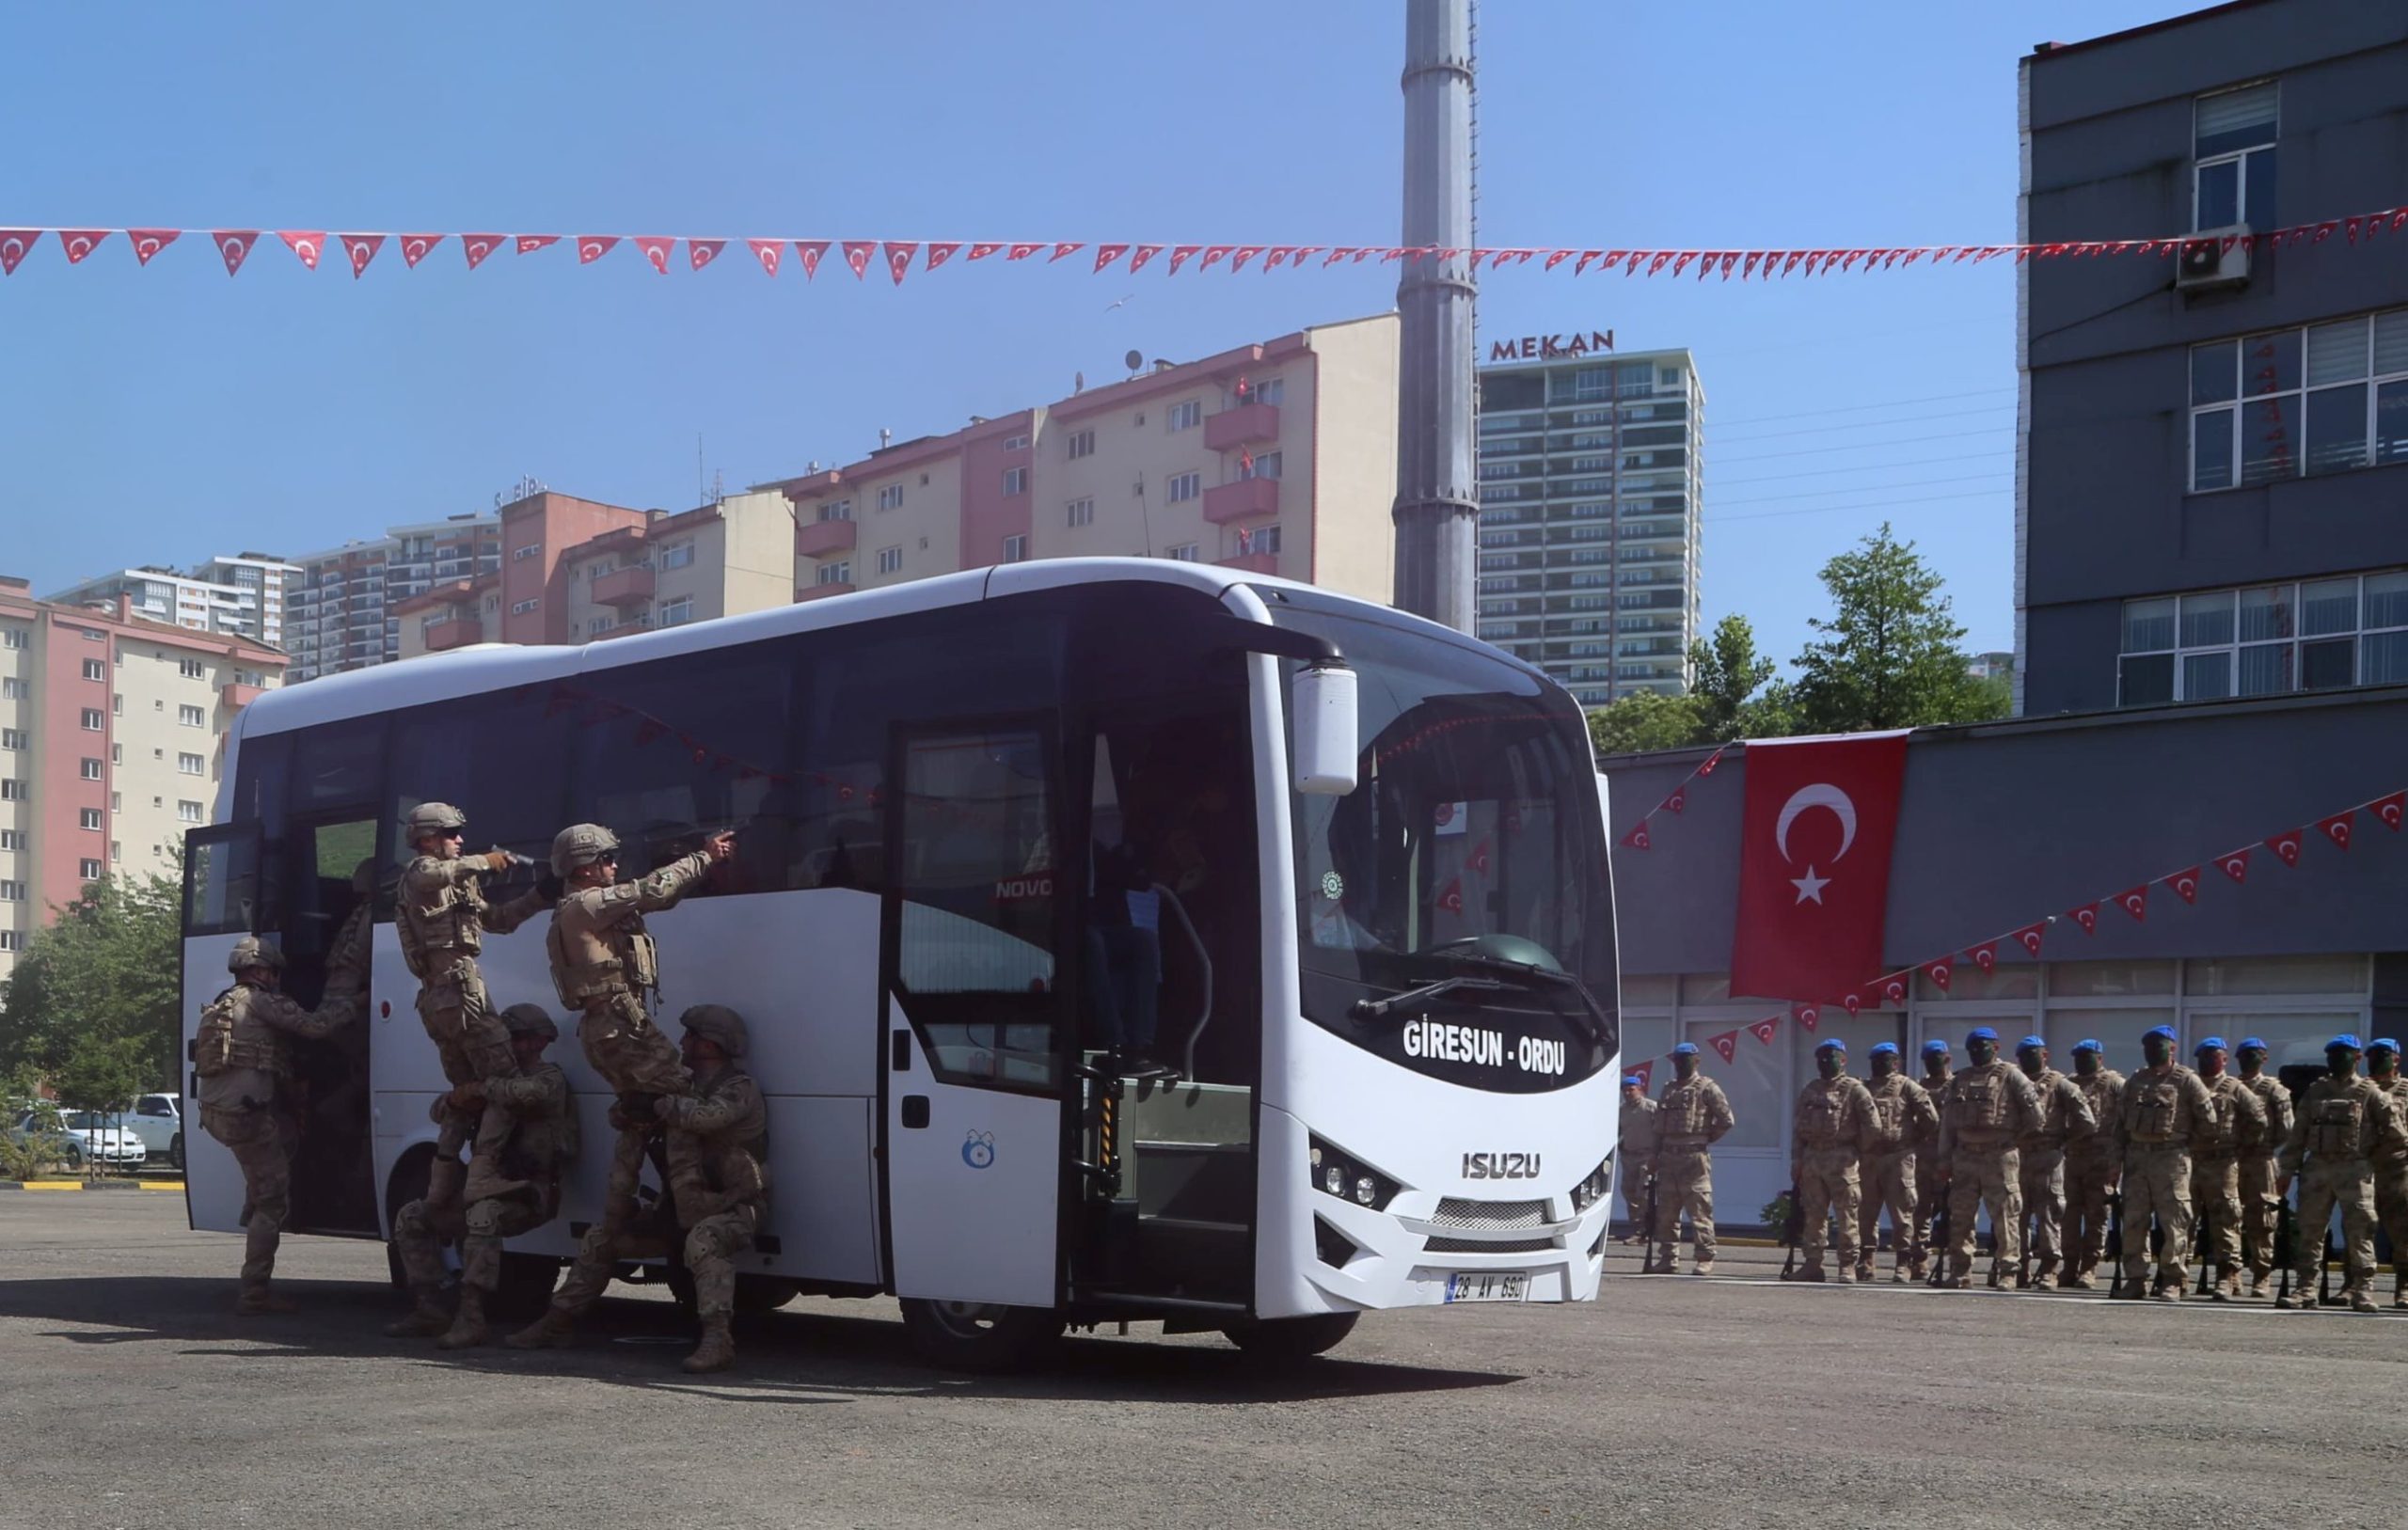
387, 694, 571, 905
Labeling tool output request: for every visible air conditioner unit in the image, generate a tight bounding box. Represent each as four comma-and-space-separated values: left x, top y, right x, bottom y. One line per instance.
2177, 226, 2252, 292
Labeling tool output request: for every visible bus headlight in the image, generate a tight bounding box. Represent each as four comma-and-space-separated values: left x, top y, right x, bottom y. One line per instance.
1308, 1136, 1401, 1211
1569, 1155, 1612, 1214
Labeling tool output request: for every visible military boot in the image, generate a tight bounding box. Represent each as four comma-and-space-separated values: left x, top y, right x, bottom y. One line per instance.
234, 1284, 298, 1316
2346, 1286, 2379, 1314
384, 1286, 452, 1337
681, 1318, 735, 1374
1832, 1266, 1856, 1286
436, 1286, 490, 1349
2151, 1285, 2183, 1302
1855, 1258, 1875, 1283
1646, 1243, 1676, 1273
1690, 1258, 1715, 1277
2274, 1288, 2305, 1310
422, 1157, 466, 1211
504, 1306, 577, 1349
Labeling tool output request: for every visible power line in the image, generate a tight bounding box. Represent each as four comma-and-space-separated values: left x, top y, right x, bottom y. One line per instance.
1711, 448, 2014, 489
1703, 387, 2017, 430
1703, 485, 2009, 525
1712, 424, 2017, 465
1706, 470, 2011, 511
1707, 403, 2015, 444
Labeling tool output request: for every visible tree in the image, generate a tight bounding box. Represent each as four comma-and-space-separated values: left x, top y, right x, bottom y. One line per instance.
1587, 690, 1706, 757
0, 868, 184, 1113
1789, 523, 2009, 733
1689, 614, 1778, 743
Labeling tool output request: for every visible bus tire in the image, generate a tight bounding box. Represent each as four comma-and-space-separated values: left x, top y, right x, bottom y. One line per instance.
1221, 1311, 1358, 1362
897, 1298, 1064, 1372
167, 1132, 184, 1172
383, 1146, 435, 1293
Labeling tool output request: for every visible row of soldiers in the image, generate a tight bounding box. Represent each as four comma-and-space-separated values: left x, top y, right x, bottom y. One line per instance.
1620, 1025, 2408, 1308
192, 802, 771, 1372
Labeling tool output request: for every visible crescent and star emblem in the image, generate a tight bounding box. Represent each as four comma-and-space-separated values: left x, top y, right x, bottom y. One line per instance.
1774, 783, 1857, 906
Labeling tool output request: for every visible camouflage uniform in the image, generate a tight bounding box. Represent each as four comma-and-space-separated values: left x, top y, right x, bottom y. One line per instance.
2235, 1065, 2293, 1292
2064, 1060, 2126, 1289
1913, 1060, 1952, 1259
1650, 1067, 1735, 1274
2369, 1071, 2408, 1307
1616, 1092, 1658, 1238
2188, 1071, 2269, 1298
193, 939, 361, 1311
322, 860, 378, 997
1857, 1072, 1938, 1280
1939, 1060, 2041, 1285
2015, 1066, 2098, 1288
2278, 1069, 2402, 1308
1791, 1070, 1875, 1280
2114, 1062, 2215, 1298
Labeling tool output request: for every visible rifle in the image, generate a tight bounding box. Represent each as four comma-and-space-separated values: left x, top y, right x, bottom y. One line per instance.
2321, 1219, 2340, 1306
1926, 1196, 1951, 1287
1779, 1182, 1803, 1279
2195, 1202, 2215, 1297
2274, 1198, 2294, 1304
2104, 1191, 2125, 1297
1639, 1164, 1662, 1272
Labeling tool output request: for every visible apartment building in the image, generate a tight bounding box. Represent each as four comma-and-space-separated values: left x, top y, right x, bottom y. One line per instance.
784, 314, 1401, 605
285, 513, 505, 681
0, 576, 282, 990
44, 554, 300, 649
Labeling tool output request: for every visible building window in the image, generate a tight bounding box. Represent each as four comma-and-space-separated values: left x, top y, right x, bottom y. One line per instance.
1066, 498, 1095, 528
511, 598, 539, 615
1002, 534, 1028, 563
109, 744, 120, 764
660, 542, 695, 571
0, 829, 20, 850
1003, 433, 1030, 450
0, 781, 23, 802
1248, 376, 1286, 406
178, 657, 206, 679
1002, 466, 1028, 497
0, 730, 21, 750
178, 704, 205, 727
81, 708, 105, 732
2194, 82, 2276, 231
1, 679, 24, 699
79, 808, 103, 830
585, 559, 615, 582
79, 859, 103, 881
1, 627, 24, 650
817, 561, 852, 586
1244, 450, 1284, 481
876, 545, 904, 576
819, 500, 852, 523
1166, 472, 1201, 503
178, 752, 204, 775
1240, 525, 1284, 556
80, 759, 103, 781
1165, 543, 1201, 562
1167, 401, 1202, 433
2119, 570, 2408, 705
878, 483, 905, 512
0, 880, 24, 901
512, 544, 541, 561
1066, 429, 1096, 460
2191, 308, 2408, 490
81, 658, 106, 681
657, 597, 694, 628
178, 800, 205, 825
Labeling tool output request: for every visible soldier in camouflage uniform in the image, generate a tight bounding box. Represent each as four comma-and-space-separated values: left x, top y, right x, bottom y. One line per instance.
386, 1003, 579, 1349
2276, 1035, 2405, 1313
2113, 1025, 2216, 1301
1649, 1043, 1735, 1276
1856, 1042, 1938, 1282
395, 802, 547, 1209
1787, 1037, 1875, 1283
2187, 1037, 2269, 1301
2013, 1036, 2097, 1290
511, 1004, 768, 1374
193, 937, 363, 1314
323, 860, 378, 997
1616, 1075, 1657, 1242
1913, 1039, 1952, 1266
2234, 1038, 2294, 1298
1936, 1027, 2042, 1288
2357, 1038, 2408, 1309
2061, 1039, 2125, 1291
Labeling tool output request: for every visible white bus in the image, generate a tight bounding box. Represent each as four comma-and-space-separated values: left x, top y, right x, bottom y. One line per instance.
181, 560, 1622, 1366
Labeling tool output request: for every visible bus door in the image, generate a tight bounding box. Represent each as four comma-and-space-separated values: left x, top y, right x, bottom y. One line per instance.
181, 821, 264, 1232
881, 721, 1069, 1308
276, 811, 381, 1236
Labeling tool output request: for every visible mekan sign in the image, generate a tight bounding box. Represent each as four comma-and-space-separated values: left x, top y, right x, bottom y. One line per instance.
1489, 329, 1614, 362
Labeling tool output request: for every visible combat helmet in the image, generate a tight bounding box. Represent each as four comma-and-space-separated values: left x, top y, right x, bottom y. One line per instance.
499, 1003, 561, 1042
550, 823, 621, 877
227, 935, 286, 974
679, 1003, 750, 1060
404, 801, 468, 842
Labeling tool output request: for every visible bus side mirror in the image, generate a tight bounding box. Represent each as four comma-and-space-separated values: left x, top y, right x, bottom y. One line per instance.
1291, 661, 1358, 797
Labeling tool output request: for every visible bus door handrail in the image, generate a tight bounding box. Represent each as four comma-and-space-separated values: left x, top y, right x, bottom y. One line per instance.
1150, 883, 1213, 1079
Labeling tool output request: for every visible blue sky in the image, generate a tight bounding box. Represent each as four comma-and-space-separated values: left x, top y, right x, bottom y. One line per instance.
2, 0, 2190, 662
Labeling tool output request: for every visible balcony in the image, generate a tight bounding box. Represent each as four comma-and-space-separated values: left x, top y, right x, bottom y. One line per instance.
1201, 477, 1279, 526
795, 580, 855, 602
795, 517, 858, 559
421, 617, 482, 653
1215, 550, 1278, 575
1204, 402, 1280, 452
592, 620, 650, 642
220, 680, 264, 711
591, 565, 656, 608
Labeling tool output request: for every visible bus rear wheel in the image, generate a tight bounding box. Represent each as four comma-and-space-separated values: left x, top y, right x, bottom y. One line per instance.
898, 1298, 1064, 1372
1221, 1311, 1358, 1362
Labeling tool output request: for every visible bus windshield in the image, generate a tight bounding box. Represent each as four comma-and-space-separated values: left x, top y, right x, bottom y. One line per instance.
1269, 598, 1618, 1094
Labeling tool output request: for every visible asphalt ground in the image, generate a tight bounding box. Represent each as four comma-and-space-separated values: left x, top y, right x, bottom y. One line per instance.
2, 1195, 2402, 1530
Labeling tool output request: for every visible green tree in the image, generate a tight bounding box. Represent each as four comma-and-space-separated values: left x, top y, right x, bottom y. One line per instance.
1789, 523, 2008, 733
1586, 690, 1707, 757
0, 868, 184, 1114
1689, 613, 1778, 743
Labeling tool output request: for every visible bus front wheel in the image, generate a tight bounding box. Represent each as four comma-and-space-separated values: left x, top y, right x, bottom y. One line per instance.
1222, 1311, 1359, 1362
898, 1298, 1064, 1372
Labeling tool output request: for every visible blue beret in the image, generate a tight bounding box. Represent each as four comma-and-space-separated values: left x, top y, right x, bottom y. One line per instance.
1921, 1039, 1950, 1056
1815, 1037, 1846, 1053
2146, 1025, 2178, 1043
1671, 1042, 1700, 1057
2195, 1036, 2227, 1054
2238, 1037, 2269, 1051
1622, 1075, 1644, 1088
1869, 1042, 1899, 1057
2071, 1039, 2102, 1054
2328, 1033, 2364, 1051
1968, 1026, 1999, 1043
2018, 1035, 2047, 1051
2369, 1038, 2400, 1054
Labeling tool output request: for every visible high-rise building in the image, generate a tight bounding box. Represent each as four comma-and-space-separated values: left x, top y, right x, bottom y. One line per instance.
0, 576, 283, 991
1473, 343, 1704, 707
784, 315, 1401, 605
44, 554, 300, 649
284, 513, 508, 682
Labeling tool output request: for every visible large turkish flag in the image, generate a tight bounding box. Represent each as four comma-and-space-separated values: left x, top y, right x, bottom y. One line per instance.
1729, 732, 1909, 1002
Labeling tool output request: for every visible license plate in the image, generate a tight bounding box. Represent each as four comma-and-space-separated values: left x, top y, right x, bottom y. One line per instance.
1444, 1271, 1529, 1303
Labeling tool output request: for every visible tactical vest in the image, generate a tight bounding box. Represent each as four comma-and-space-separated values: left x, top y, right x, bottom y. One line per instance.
2304, 1084, 2368, 1159
398, 856, 490, 981
503, 1071, 581, 1190
193, 985, 285, 1080
1949, 1066, 2014, 1135
2125, 1071, 2183, 1144
2373, 1080, 2408, 1165
547, 891, 659, 1008
682, 1072, 770, 1223
2194, 1078, 2246, 1155
1657, 1080, 1715, 1140
1864, 1079, 1911, 1146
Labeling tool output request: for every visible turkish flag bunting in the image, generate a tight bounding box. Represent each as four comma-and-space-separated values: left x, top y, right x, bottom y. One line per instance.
1878, 973, 1910, 1006
1130, 244, 1164, 273
1782, 251, 1807, 276
398, 233, 444, 268
1262, 247, 1291, 270
58, 229, 109, 264
883, 243, 917, 284
1006, 244, 1041, 260
632, 237, 674, 275
2114, 885, 2149, 923
2371, 790, 2406, 831
277, 231, 327, 270
1729, 731, 1909, 1002
1698, 748, 1724, 777
1094, 243, 1129, 273
1437, 876, 1464, 916
1646, 252, 1673, 276
926, 242, 960, 270
213, 230, 259, 276
1923, 957, 1952, 993
746, 239, 783, 276
2216, 847, 2251, 882
837, 241, 874, 279
1660, 786, 1686, 815
512, 235, 556, 257
1706, 1031, 1740, 1065
1231, 245, 1265, 271
338, 234, 382, 278
2313, 222, 2337, 244
1749, 1016, 1781, 1047
1621, 822, 1652, 851
1467, 838, 1492, 874
1791, 1003, 1820, 1033
2068, 903, 2100, 936
576, 236, 618, 265
1670, 252, 1697, 276
1168, 245, 1202, 275
688, 238, 725, 272
967, 243, 1003, 260
1628, 1059, 1654, 1093
1545, 249, 1571, 271
795, 241, 830, 279
2162, 866, 2202, 904
2264, 828, 2304, 866
1742, 252, 1762, 280
128, 229, 180, 266
1201, 245, 1234, 270
1841, 992, 1863, 1017
2012, 921, 2048, 956
1966, 940, 1999, 972
1050, 243, 1084, 262
2316, 811, 2354, 850
1719, 252, 1740, 279
1575, 251, 1603, 275
0, 229, 39, 275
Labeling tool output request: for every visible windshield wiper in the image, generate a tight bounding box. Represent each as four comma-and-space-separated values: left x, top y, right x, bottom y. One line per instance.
1424, 951, 1614, 1050
1349, 975, 1509, 1021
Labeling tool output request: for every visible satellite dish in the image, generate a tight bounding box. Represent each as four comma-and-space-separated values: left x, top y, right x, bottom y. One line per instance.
1124, 349, 1144, 373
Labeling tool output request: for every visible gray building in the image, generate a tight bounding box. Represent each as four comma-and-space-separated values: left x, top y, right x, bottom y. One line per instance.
1474, 343, 1703, 706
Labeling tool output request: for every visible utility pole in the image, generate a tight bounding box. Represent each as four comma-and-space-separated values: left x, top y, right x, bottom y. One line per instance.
1391, 0, 1479, 633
